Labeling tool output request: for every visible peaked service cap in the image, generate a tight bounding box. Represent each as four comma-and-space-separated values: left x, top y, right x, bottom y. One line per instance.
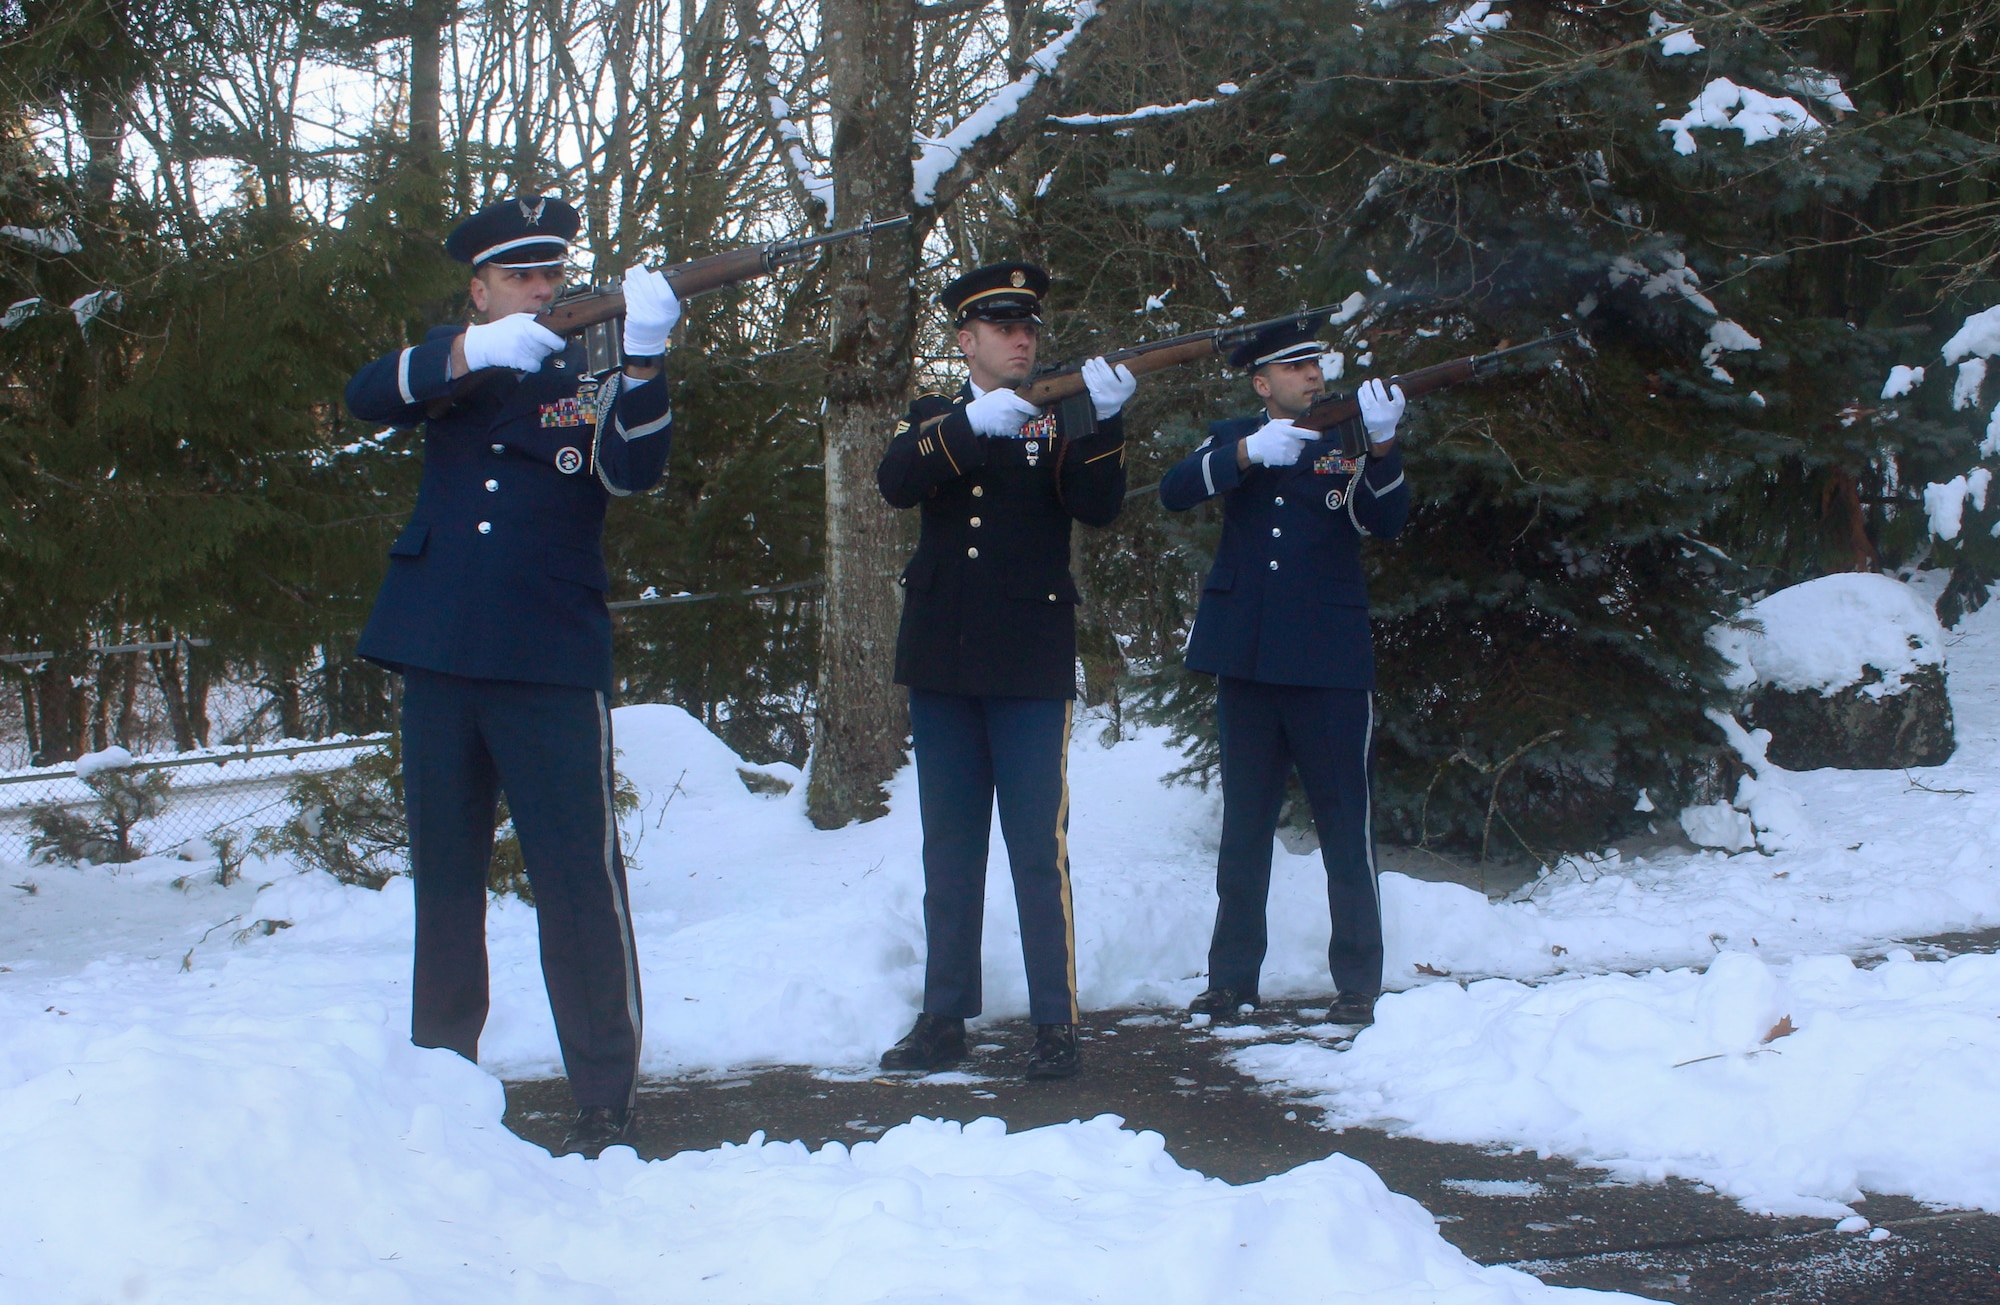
445, 196, 580, 268
941, 262, 1049, 325
1228, 309, 1333, 370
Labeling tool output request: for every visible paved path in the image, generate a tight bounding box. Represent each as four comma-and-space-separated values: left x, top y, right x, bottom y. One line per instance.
506, 976, 2000, 1302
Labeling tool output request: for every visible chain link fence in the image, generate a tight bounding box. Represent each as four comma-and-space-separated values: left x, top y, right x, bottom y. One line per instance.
0, 738, 391, 866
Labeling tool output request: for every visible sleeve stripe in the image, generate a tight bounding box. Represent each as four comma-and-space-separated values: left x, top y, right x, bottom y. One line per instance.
615, 408, 672, 441
1369, 471, 1405, 497
1201, 449, 1217, 497
396, 348, 416, 405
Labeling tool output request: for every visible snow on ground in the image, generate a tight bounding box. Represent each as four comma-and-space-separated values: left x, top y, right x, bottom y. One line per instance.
1229, 948, 2000, 1219
0, 996, 1642, 1303
8, 574, 2000, 1293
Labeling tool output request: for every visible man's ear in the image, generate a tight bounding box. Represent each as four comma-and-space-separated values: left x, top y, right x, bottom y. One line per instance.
957, 325, 976, 356
467, 273, 489, 316
1251, 370, 1272, 400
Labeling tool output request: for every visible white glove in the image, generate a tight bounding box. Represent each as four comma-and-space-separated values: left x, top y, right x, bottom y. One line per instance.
964, 386, 1043, 438
461, 312, 565, 373
1242, 418, 1309, 467
1359, 377, 1406, 445
621, 263, 681, 357
1082, 356, 1137, 420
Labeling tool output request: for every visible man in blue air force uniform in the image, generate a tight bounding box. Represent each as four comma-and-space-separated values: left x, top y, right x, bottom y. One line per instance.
1160, 313, 1411, 1027
345, 196, 678, 1156
874, 263, 1137, 1079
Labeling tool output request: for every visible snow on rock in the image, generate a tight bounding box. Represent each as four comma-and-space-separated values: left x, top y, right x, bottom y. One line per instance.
72, 745, 136, 778
1880, 363, 1925, 399
1708, 573, 1944, 696
0, 1004, 1644, 1303
1659, 78, 1821, 156
1229, 949, 2000, 1218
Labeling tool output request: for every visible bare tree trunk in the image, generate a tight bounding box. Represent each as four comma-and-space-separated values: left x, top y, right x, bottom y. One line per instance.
805, 0, 921, 829
33, 658, 89, 764
151, 642, 211, 752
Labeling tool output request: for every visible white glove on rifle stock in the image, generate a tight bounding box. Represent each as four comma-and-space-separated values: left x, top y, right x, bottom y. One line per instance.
1358, 377, 1406, 446
1081, 356, 1137, 420
964, 387, 1043, 438
621, 263, 681, 358
1242, 418, 1309, 467
461, 313, 566, 374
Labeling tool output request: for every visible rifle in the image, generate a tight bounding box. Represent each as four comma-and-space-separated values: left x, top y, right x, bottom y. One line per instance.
1296, 330, 1582, 456
916, 305, 1351, 436
426, 214, 912, 417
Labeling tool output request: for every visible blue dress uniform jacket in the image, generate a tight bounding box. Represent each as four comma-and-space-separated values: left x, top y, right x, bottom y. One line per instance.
1160, 415, 1410, 688
345, 327, 672, 693
879, 385, 1126, 699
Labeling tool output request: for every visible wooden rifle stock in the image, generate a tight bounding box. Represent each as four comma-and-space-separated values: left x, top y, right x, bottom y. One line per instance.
916, 306, 1347, 434
1295, 330, 1580, 456
425, 215, 912, 416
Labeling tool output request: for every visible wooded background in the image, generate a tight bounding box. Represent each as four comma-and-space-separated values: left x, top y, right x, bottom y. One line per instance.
4, 0, 1997, 861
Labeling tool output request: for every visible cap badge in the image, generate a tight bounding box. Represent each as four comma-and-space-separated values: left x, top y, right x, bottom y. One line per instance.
1010, 270, 1026, 287
519, 197, 546, 227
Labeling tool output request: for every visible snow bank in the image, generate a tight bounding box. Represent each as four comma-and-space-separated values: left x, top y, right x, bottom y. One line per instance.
1707, 572, 1945, 695
0, 1002, 1642, 1303
1230, 949, 2000, 1219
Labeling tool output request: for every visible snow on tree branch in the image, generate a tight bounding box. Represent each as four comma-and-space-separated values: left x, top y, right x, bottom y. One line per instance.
913, 1, 1105, 208
1659, 78, 1821, 156
69, 289, 121, 333
736, 12, 834, 227
2, 298, 41, 331
1608, 252, 1759, 383
1048, 83, 1240, 129
1, 225, 82, 255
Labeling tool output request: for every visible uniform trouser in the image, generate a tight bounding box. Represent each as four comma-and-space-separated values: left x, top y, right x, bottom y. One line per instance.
908, 690, 1078, 1026
1209, 676, 1382, 1002
399, 667, 643, 1111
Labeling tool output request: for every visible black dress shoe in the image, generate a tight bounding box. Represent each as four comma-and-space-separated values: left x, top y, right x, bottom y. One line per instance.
1327, 992, 1377, 1026
559, 1105, 633, 1158
1188, 986, 1257, 1016
1025, 1023, 1079, 1080
879, 1013, 967, 1072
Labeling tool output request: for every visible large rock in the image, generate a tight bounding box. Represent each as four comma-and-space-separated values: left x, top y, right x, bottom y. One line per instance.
1709, 572, 1955, 770
1745, 664, 1954, 769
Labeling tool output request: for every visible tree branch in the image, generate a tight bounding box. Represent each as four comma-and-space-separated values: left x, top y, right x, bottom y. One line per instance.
919, 0, 1118, 213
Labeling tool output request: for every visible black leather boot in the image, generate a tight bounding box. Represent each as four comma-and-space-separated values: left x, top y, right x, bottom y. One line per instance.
1327, 992, 1377, 1027
1188, 986, 1257, 1016
878, 1013, 967, 1072
1025, 1022, 1080, 1080
559, 1105, 634, 1158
